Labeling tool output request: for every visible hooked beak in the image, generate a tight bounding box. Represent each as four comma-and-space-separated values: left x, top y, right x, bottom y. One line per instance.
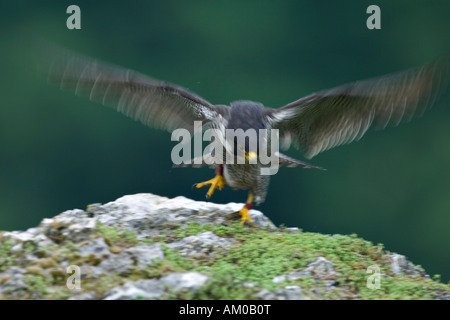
245, 151, 258, 160
237, 144, 257, 161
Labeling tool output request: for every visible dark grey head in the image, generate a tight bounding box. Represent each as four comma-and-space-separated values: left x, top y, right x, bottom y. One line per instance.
226, 101, 267, 158
227, 101, 266, 131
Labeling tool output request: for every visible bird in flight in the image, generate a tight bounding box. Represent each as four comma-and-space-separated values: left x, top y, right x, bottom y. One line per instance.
43, 46, 449, 225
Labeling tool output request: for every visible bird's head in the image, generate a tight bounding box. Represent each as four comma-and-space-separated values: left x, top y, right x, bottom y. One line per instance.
226, 100, 268, 164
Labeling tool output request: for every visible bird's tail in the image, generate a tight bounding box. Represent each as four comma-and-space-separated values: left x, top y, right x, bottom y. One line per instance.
277, 152, 326, 170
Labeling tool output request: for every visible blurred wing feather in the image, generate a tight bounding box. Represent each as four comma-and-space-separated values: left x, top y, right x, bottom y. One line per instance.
44, 47, 226, 132
270, 58, 449, 158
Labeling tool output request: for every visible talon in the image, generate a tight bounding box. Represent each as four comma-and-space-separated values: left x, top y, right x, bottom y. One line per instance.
237, 192, 254, 225
237, 205, 253, 225
194, 166, 226, 199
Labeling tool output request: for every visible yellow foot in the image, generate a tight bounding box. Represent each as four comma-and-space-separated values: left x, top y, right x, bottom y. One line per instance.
237, 206, 253, 225
194, 174, 226, 199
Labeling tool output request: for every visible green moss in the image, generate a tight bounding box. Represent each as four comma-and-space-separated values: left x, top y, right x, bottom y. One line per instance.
357, 277, 447, 300
172, 222, 212, 239
1, 220, 449, 300
141, 238, 155, 245
168, 264, 257, 300
0, 240, 15, 271
140, 245, 196, 279
167, 222, 450, 300
23, 275, 52, 297
55, 241, 82, 264
77, 274, 124, 299
96, 222, 138, 247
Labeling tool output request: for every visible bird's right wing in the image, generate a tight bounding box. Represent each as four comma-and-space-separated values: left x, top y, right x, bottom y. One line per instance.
41, 45, 229, 133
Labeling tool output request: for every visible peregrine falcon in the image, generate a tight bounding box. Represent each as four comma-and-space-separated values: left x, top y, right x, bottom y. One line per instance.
43, 47, 449, 224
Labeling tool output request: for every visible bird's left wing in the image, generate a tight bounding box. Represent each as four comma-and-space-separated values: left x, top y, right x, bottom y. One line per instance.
268, 58, 449, 159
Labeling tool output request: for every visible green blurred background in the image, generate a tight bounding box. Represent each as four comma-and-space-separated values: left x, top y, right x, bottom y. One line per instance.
0, 1, 449, 282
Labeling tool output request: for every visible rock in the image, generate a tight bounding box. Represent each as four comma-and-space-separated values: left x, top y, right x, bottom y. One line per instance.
92, 194, 275, 232
2, 229, 38, 242
160, 272, 209, 292
77, 239, 164, 274
41, 210, 95, 243
78, 237, 110, 258
434, 292, 450, 300
168, 232, 235, 258
125, 243, 164, 267
68, 292, 99, 300
273, 257, 339, 286
0, 267, 27, 299
383, 254, 426, 277
104, 279, 164, 300
97, 252, 134, 276
0, 193, 448, 300
258, 286, 305, 300
103, 272, 208, 300
299, 257, 339, 283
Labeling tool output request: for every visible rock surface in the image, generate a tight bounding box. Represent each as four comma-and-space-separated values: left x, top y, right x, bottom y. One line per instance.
0, 193, 448, 300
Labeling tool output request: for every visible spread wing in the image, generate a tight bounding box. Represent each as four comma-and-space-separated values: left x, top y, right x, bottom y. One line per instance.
42, 46, 228, 133
269, 57, 449, 159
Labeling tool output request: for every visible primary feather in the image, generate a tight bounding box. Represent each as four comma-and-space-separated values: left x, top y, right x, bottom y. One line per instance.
44, 46, 228, 134
269, 58, 449, 158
